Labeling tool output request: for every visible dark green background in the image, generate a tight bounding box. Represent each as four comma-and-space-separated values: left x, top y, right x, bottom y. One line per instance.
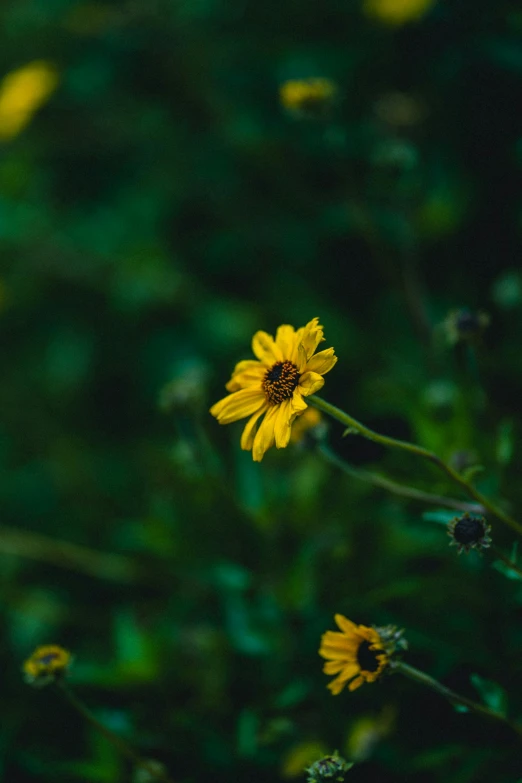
2, 0, 522, 780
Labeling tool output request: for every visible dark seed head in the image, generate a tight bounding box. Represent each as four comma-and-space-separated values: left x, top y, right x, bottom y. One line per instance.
456, 310, 480, 335
453, 514, 486, 545
356, 640, 381, 673
262, 360, 300, 405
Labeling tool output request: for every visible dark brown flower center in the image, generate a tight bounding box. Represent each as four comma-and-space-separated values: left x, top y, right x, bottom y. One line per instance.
453, 515, 486, 545
456, 310, 480, 336
262, 361, 300, 405
38, 653, 60, 666
356, 640, 382, 673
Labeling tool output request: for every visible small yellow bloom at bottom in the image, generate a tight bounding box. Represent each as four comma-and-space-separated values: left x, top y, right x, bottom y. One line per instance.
320, 615, 389, 694
363, 0, 435, 25
23, 644, 71, 687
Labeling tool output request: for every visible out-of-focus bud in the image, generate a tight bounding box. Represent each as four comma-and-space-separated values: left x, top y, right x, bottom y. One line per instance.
364, 0, 435, 26
306, 751, 353, 782
279, 78, 338, 119
444, 308, 490, 346
0, 61, 58, 140
23, 645, 72, 687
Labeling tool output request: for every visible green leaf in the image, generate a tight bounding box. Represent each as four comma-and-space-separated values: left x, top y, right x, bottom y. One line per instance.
342, 427, 360, 437
492, 560, 522, 581
471, 674, 508, 716
236, 709, 259, 758
422, 510, 457, 527
497, 419, 515, 466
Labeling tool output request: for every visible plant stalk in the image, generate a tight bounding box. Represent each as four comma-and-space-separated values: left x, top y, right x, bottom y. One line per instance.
392, 661, 522, 738
309, 395, 522, 537
58, 682, 175, 783
317, 442, 484, 514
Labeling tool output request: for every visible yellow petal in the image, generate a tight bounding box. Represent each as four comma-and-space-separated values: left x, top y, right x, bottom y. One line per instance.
319, 634, 358, 657
319, 644, 357, 661
275, 324, 298, 362
240, 406, 268, 450
320, 630, 358, 648
298, 371, 325, 397
323, 659, 350, 675
226, 362, 265, 391
274, 399, 294, 449
305, 347, 338, 376
327, 674, 348, 695
299, 317, 325, 361
210, 389, 266, 424
334, 614, 358, 635
252, 331, 283, 364
335, 663, 360, 682
296, 341, 309, 372
290, 389, 308, 414
348, 676, 365, 691
252, 404, 279, 461
231, 359, 263, 375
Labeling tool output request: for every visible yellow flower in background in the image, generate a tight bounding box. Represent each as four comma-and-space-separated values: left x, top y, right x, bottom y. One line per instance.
0, 61, 59, 141
210, 318, 337, 462
319, 615, 389, 694
281, 740, 328, 778
290, 406, 323, 444
280, 78, 338, 116
363, 0, 435, 26
23, 644, 71, 687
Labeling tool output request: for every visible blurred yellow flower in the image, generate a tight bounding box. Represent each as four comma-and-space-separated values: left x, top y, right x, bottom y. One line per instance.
279, 78, 337, 116
210, 318, 337, 461
281, 740, 328, 778
23, 644, 71, 687
0, 61, 59, 141
363, 0, 435, 26
319, 615, 389, 694
290, 406, 323, 444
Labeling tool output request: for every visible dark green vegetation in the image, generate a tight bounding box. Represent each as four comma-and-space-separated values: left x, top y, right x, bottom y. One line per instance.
2, 0, 522, 781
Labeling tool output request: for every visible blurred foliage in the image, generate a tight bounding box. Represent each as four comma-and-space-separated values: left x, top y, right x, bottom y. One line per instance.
2, 0, 522, 781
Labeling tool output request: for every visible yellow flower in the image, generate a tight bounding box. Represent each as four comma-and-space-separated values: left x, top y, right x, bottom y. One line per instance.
23, 644, 71, 687
0, 61, 59, 141
290, 406, 323, 444
210, 317, 337, 462
319, 615, 389, 694
279, 79, 337, 116
363, 0, 435, 26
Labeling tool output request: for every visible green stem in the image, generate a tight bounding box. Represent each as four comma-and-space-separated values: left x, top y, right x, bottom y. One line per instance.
58, 682, 175, 783
393, 661, 522, 738
317, 443, 484, 514
309, 395, 522, 537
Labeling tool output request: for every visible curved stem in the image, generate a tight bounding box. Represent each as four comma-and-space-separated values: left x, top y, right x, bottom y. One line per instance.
392, 661, 522, 738
58, 682, 175, 783
309, 395, 522, 537
317, 443, 484, 514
